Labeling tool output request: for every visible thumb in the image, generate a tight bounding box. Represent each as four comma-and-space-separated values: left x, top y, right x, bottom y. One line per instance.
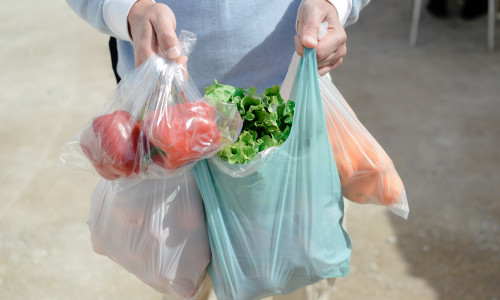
298, 14, 322, 48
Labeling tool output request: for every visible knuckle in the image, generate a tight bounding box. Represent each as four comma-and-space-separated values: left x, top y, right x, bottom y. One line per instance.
158, 31, 177, 44
334, 28, 347, 44
340, 30, 347, 43
316, 48, 328, 60
333, 58, 343, 68
154, 2, 171, 13
339, 47, 347, 57
334, 47, 345, 59
303, 23, 319, 34
151, 3, 176, 25
340, 33, 347, 44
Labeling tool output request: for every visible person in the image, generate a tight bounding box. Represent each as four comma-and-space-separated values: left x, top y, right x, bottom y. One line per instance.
67, 0, 370, 92
427, 0, 488, 20
66, 0, 370, 299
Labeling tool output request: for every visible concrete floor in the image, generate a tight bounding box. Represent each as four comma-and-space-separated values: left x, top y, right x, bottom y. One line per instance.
1, 0, 499, 299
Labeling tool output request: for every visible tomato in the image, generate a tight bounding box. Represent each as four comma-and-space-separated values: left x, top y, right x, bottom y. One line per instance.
80, 110, 142, 180
142, 101, 220, 170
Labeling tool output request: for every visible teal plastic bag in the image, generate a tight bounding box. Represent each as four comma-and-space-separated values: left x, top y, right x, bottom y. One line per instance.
192, 48, 351, 300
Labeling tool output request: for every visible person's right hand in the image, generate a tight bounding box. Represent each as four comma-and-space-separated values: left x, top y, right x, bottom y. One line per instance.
127, 0, 187, 67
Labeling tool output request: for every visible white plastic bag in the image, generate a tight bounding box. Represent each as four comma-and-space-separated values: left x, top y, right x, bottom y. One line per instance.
59, 31, 242, 180
320, 75, 409, 219
283, 53, 409, 219
88, 170, 210, 298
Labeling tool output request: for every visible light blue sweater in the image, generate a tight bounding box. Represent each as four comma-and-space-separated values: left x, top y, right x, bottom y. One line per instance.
66, 0, 370, 93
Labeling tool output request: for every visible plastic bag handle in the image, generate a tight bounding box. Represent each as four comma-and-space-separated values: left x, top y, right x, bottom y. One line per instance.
318, 22, 328, 40
288, 47, 327, 139
178, 30, 197, 57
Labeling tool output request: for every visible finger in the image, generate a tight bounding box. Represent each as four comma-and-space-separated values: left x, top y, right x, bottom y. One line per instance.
297, 5, 325, 49
176, 55, 189, 80
294, 34, 304, 57
315, 27, 347, 61
317, 52, 337, 68
151, 5, 180, 61
317, 55, 340, 71
175, 55, 188, 65
133, 22, 155, 67
316, 43, 346, 68
318, 66, 332, 77
318, 57, 343, 76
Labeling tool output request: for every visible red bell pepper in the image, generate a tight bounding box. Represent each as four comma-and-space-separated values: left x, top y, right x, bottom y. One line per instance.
80, 110, 142, 180
142, 101, 220, 170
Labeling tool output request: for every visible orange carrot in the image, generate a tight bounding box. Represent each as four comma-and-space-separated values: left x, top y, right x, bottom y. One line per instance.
326, 100, 403, 207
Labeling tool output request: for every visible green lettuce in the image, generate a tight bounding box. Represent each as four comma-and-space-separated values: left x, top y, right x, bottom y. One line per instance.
205, 80, 295, 164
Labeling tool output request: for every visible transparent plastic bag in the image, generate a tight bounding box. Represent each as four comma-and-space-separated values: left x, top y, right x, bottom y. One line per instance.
192, 48, 351, 300
59, 31, 242, 180
89, 170, 210, 298
319, 76, 409, 219
283, 53, 409, 219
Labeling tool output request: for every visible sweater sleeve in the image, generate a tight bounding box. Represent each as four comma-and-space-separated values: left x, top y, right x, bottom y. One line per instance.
65, 0, 137, 40
343, 0, 371, 26
298, 0, 370, 29
65, 0, 114, 36
328, 0, 352, 26
102, 0, 137, 41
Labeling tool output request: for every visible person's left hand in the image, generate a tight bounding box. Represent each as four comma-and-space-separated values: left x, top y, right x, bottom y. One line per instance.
295, 0, 347, 76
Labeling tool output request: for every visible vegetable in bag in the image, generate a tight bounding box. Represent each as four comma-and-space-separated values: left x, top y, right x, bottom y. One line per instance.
142, 101, 221, 170
89, 172, 210, 298
319, 75, 409, 218
204, 81, 295, 164
79, 110, 143, 180
192, 48, 350, 300
281, 52, 409, 218
59, 31, 242, 180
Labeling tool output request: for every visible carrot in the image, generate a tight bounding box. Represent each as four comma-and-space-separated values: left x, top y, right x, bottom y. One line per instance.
325, 100, 403, 207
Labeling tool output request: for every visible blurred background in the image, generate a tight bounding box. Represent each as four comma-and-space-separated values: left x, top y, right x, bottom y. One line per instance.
0, 0, 499, 299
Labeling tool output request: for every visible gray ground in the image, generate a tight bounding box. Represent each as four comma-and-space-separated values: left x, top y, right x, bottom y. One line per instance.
0, 0, 499, 299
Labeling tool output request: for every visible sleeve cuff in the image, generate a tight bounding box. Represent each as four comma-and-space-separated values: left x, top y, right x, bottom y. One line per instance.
328, 0, 352, 26
103, 0, 138, 41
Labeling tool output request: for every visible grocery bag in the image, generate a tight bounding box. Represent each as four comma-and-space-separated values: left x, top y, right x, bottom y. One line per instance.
192, 48, 351, 300
89, 170, 210, 298
282, 53, 409, 219
59, 31, 242, 180
319, 76, 409, 218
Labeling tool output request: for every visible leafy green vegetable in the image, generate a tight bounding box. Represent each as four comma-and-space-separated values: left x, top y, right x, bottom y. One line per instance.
204, 80, 295, 164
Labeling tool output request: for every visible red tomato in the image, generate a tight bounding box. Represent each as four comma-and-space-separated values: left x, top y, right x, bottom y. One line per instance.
142, 101, 220, 170
80, 110, 142, 180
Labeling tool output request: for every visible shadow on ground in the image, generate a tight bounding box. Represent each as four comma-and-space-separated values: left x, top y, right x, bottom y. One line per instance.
333, 1, 500, 299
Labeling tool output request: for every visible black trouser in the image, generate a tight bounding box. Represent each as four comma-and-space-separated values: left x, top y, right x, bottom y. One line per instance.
109, 37, 121, 84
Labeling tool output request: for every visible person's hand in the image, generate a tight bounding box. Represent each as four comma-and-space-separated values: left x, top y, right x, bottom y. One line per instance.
295, 0, 347, 76
127, 0, 187, 67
